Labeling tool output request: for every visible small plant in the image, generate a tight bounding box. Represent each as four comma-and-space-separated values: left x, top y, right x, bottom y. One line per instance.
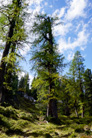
75, 124, 84, 133
0, 106, 18, 119
70, 132, 77, 138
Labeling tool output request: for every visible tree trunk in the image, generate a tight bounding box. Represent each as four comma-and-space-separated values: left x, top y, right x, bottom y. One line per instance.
0, 19, 16, 102
65, 105, 70, 116
80, 79, 84, 118
81, 104, 84, 118
47, 99, 58, 118
74, 100, 79, 117
74, 107, 79, 117
0, 0, 21, 103
3, 47, 16, 103
45, 17, 58, 119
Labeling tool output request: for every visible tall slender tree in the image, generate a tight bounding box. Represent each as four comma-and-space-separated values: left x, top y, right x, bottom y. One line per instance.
18, 73, 30, 94
83, 69, 92, 115
0, 0, 27, 102
30, 14, 65, 118
67, 51, 85, 117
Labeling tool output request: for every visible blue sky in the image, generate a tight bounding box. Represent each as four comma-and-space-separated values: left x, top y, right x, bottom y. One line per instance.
0, 0, 92, 84
19, 0, 92, 84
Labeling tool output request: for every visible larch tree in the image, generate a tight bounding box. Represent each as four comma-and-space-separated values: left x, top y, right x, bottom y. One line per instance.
0, 0, 27, 103
18, 73, 30, 94
30, 14, 65, 118
83, 68, 92, 115
63, 75, 80, 117
68, 51, 85, 117
30, 77, 37, 100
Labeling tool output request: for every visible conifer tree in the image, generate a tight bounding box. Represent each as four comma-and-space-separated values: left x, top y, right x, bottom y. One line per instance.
83, 69, 92, 115
18, 73, 30, 94
30, 14, 65, 118
67, 51, 85, 117
0, 0, 27, 102
30, 77, 37, 99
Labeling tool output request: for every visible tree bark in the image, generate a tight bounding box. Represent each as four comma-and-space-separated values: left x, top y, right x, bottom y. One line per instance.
0, 0, 21, 103
47, 99, 58, 118
74, 100, 79, 117
80, 81, 84, 118
74, 107, 79, 117
81, 104, 84, 118
0, 19, 15, 102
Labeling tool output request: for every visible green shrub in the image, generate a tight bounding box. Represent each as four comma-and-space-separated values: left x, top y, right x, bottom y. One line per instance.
70, 132, 77, 138
0, 106, 18, 119
0, 114, 11, 128
75, 124, 84, 133
19, 112, 33, 121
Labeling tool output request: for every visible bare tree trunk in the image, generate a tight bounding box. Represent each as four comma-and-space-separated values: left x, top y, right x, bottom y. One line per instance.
74, 107, 79, 117
81, 104, 84, 118
74, 100, 79, 117
47, 99, 58, 118
80, 78, 84, 118
46, 79, 58, 118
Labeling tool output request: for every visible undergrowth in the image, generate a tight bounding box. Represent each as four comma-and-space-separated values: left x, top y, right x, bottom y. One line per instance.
0, 96, 92, 138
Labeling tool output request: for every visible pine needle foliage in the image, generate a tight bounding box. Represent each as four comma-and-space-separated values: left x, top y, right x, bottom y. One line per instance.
30, 14, 65, 118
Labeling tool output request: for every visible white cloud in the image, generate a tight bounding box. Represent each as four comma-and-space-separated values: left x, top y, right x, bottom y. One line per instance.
32, 5, 42, 15
52, 7, 65, 18
0, 52, 2, 59
58, 8, 65, 18
67, 51, 74, 61
19, 43, 30, 56
44, 2, 48, 6
75, 23, 81, 32
26, 0, 43, 6
58, 25, 89, 52
53, 22, 72, 36
50, 5, 53, 8
18, 71, 25, 80
52, 0, 90, 55
65, 0, 87, 21
29, 74, 34, 85
80, 46, 87, 51
88, 17, 92, 24
19, 0, 44, 57
0, 0, 12, 6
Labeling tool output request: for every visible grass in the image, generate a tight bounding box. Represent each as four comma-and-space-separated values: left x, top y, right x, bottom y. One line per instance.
0, 96, 92, 138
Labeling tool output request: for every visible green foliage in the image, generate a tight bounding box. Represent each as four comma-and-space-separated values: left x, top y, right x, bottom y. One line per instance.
0, 0, 27, 45
19, 112, 33, 121
30, 14, 65, 106
69, 51, 85, 77
62, 51, 85, 117
30, 77, 38, 99
0, 0, 28, 104
18, 73, 30, 94
75, 124, 84, 133
83, 69, 92, 115
0, 106, 18, 119
0, 99, 92, 138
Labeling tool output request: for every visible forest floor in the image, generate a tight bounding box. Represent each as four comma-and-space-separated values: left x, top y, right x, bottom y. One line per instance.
0, 96, 92, 138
